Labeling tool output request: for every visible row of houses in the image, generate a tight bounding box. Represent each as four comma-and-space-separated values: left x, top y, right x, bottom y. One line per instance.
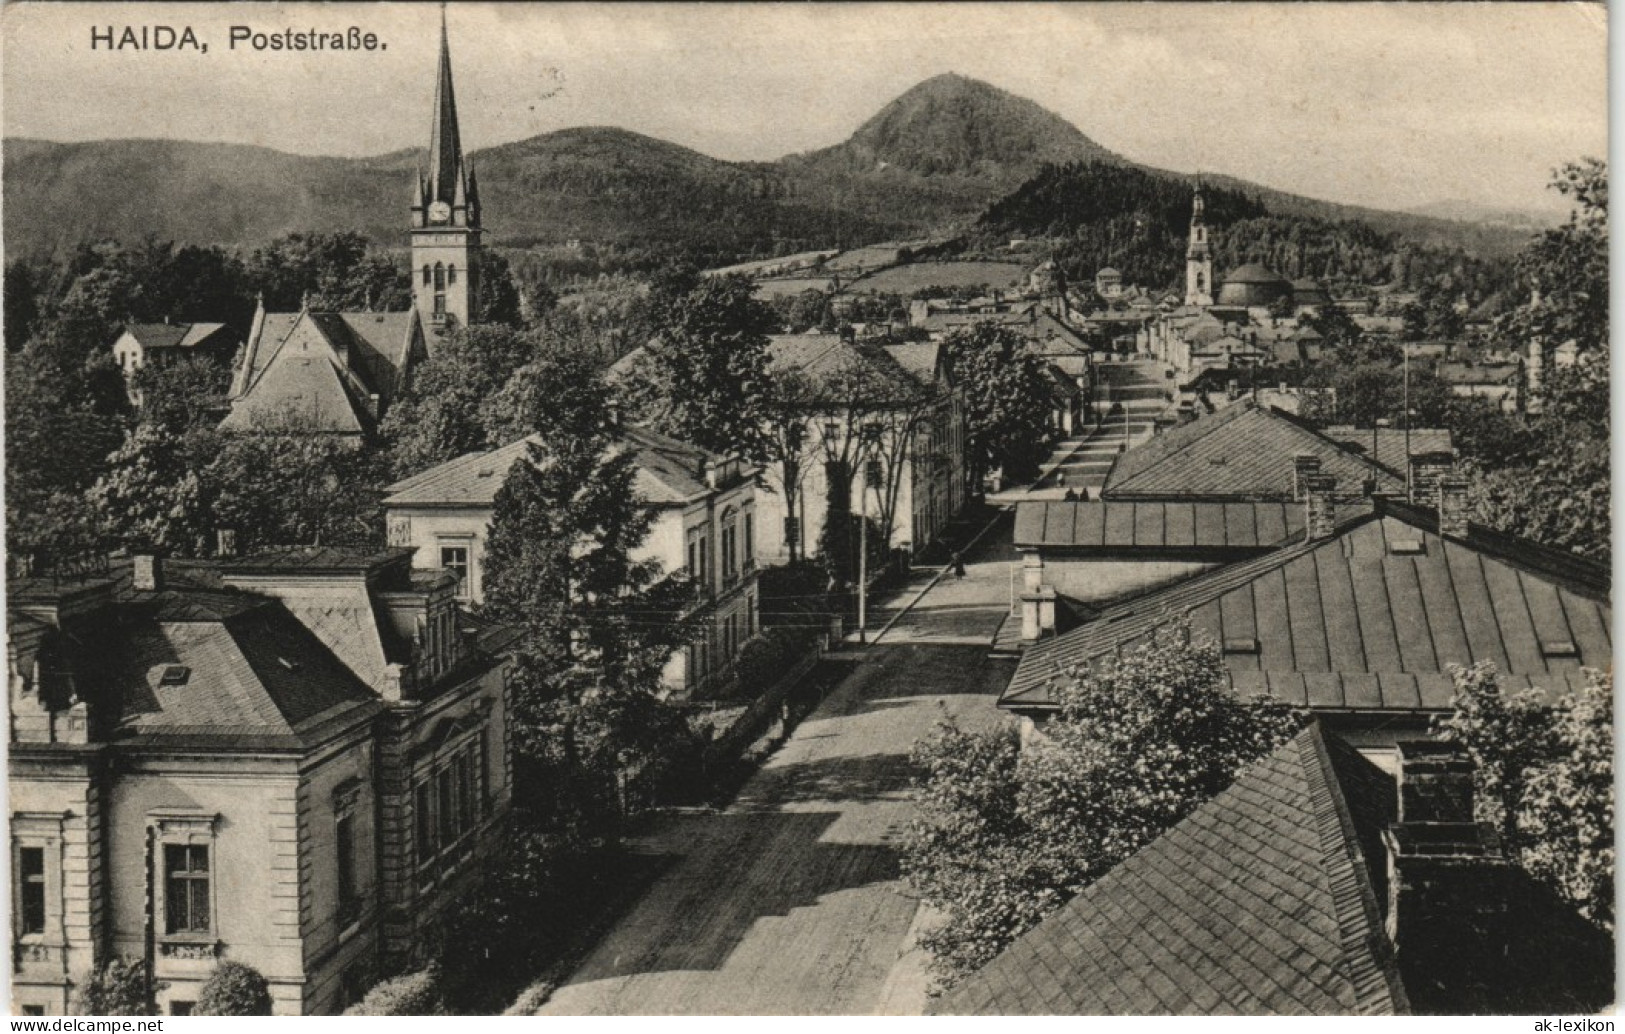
1001, 398, 1608, 760
945, 396, 1613, 1014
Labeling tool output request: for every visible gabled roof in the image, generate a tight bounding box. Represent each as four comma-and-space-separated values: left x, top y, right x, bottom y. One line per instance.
220, 334, 370, 435
766, 335, 924, 401
224, 309, 421, 435
122, 322, 233, 351
1003, 500, 1610, 713
934, 724, 1407, 1016
1102, 400, 1403, 500
1016, 500, 1307, 551
880, 341, 942, 388
384, 423, 726, 509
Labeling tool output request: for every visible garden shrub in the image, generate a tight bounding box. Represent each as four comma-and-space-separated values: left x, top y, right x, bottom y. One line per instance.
196, 960, 272, 1016
73, 957, 157, 1016
344, 965, 443, 1016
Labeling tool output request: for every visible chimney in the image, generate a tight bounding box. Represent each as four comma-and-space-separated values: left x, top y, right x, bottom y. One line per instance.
1292, 453, 1322, 501
216, 528, 238, 557
1408, 450, 1454, 506
1437, 475, 1470, 539
1304, 473, 1337, 539
132, 552, 163, 592
702, 458, 719, 490
1382, 741, 1512, 988
605, 401, 621, 429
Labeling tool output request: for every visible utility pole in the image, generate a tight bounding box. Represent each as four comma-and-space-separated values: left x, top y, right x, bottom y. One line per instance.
1403, 342, 1412, 499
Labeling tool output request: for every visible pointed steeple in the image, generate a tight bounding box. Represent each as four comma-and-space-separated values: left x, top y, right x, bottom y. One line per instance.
425, 5, 465, 211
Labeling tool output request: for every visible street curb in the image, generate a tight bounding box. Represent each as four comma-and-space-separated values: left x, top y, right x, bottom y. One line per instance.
868, 508, 1011, 646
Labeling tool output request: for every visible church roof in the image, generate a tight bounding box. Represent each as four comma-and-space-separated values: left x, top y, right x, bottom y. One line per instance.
425, 11, 465, 209
1224, 263, 1291, 286
224, 308, 422, 436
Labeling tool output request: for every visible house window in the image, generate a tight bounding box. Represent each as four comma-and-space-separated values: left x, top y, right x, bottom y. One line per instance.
423, 265, 432, 286
415, 782, 434, 868
335, 813, 358, 924
163, 844, 211, 935
743, 514, 754, 570
169, 1002, 194, 1017
436, 768, 456, 848
433, 263, 446, 290
447, 265, 457, 285
17, 846, 46, 936
434, 293, 447, 317
439, 543, 470, 597
21, 1006, 44, 1016
456, 754, 474, 838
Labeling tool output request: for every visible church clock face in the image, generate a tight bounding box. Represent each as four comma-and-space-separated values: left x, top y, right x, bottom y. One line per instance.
428, 201, 451, 224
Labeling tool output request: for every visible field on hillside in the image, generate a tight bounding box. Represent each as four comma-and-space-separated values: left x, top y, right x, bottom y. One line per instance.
753, 277, 839, 300
848, 260, 1030, 294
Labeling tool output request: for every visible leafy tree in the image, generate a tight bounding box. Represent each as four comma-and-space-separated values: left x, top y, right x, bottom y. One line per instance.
1299, 360, 1453, 430
4, 259, 43, 351
624, 272, 776, 460
1466, 159, 1608, 560
5, 343, 129, 558
380, 323, 540, 477
1435, 663, 1613, 929
480, 359, 695, 833
88, 423, 210, 554
905, 622, 1304, 989
196, 960, 273, 1016
207, 413, 387, 553
474, 249, 525, 328
73, 956, 158, 1016
757, 368, 819, 563
244, 231, 409, 312
942, 321, 1053, 483
130, 354, 233, 433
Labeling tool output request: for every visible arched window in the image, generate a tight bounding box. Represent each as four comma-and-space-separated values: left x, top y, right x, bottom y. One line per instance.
422, 265, 431, 286
433, 263, 445, 290
447, 265, 457, 285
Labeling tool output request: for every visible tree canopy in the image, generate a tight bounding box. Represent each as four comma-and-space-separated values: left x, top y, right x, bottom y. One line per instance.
941, 320, 1054, 482
904, 622, 1304, 990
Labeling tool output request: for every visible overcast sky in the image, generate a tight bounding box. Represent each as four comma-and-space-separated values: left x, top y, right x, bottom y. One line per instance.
2, 2, 1607, 214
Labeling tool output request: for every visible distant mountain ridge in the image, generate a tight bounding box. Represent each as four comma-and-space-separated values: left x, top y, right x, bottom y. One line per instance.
2, 73, 1532, 263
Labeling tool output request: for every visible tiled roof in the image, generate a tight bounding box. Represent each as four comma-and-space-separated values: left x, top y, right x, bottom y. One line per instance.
225, 309, 419, 435
1322, 428, 1454, 476
1015, 500, 1307, 551
1102, 401, 1404, 500
766, 335, 923, 401
104, 600, 378, 747
220, 334, 369, 435
1003, 500, 1609, 712
384, 423, 723, 509
881, 341, 941, 387
219, 546, 414, 575
124, 322, 232, 351
933, 724, 1408, 1016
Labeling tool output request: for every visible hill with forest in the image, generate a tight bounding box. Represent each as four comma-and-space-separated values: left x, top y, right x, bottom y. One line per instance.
4, 73, 1534, 271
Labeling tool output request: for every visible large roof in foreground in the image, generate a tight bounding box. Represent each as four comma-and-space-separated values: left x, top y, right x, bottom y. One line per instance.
934, 724, 1408, 1016
1003, 500, 1610, 713
1103, 401, 1405, 500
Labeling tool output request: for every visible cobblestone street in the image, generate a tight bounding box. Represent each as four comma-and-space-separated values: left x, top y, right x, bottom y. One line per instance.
532, 522, 1018, 1015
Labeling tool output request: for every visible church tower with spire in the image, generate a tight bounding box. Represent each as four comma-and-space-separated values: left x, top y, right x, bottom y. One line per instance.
411, 10, 482, 330
1184, 183, 1214, 307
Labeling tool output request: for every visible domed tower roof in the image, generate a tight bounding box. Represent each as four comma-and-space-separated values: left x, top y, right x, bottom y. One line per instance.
1216, 264, 1291, 308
